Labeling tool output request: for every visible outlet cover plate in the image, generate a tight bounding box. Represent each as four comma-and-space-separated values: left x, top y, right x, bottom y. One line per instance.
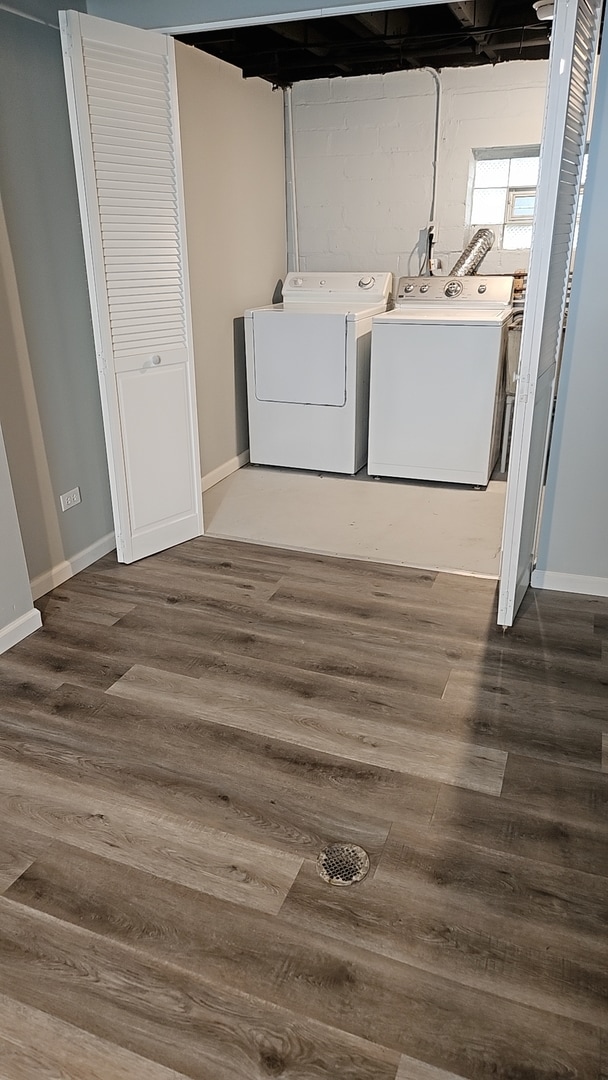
60, 486, 81, 512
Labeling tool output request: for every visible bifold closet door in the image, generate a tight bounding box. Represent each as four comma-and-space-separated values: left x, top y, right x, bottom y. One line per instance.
498, 0, 601, 626
60, 10, 202, 563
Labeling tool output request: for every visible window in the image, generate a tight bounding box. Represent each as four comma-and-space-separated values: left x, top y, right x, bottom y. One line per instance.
469, 147, 588, 251
470, 150, 540, 249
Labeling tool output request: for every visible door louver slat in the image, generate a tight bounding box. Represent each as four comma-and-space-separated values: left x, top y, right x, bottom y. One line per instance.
82, 40, 186, 357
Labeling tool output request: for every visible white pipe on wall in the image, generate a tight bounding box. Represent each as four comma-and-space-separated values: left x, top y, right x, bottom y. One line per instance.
421, 66, 441, 274
283, 86, 300, 273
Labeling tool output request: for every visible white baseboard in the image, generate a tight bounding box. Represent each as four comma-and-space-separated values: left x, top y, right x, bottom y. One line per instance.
30, 531, 116, 600
0, 607, 42, 655
531, 568, 608, 598
202, 450, 249, 493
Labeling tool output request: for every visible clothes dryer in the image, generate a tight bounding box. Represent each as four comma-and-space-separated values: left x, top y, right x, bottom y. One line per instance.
245, 272, 392, 474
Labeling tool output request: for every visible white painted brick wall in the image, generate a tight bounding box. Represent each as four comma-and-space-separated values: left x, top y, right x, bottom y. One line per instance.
292, 61, 548, 277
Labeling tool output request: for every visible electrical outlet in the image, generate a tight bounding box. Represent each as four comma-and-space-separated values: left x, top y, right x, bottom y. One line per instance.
60, 486, 81, 512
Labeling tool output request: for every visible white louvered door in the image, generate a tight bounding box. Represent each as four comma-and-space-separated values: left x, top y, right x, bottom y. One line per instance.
60, 11, 202, 563
497, 0, 601, 626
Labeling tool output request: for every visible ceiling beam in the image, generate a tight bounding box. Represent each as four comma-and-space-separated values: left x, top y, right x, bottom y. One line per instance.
447, 1, 494, 27
448, 1, 498, 62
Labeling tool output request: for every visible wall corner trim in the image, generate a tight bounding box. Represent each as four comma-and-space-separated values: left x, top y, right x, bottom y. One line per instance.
531, 569, 608, 598
202, 450, 249, 493
0, 607, 42, 655
30, 532, 116, 600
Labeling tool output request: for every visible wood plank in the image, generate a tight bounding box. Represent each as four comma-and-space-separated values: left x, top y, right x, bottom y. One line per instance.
440, 666, 606, 770
110, 601, 454, 699
501, 753, 608, 830
107, 664, 507, 795
0, 660, 64, 716
0, 758, 301, 914
0, 897, 400, 1080
397, 1056, 468, 1080
430, 783, 608, 879
3, 631, 129, 692
280, 859, 608, 1031
20, 681, 440, 830
5, 845, 602, 1080
37, 589, 136, 628
0, 824, 49, 894
379, 822, 608, 940
0, 705, 391, 864
0, 992, 191, 1080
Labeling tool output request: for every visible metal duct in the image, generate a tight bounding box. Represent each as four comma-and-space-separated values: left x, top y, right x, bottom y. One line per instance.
450, 228, 495, 276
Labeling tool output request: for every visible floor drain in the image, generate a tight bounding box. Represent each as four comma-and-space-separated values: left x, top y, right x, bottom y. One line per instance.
316, 843, 370, 886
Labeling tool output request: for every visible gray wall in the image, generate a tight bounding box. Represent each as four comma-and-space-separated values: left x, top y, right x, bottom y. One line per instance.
534, 40, 608, 594
85, 0, 437, 31
0, 1, 113, 589
0, 421, 40, 650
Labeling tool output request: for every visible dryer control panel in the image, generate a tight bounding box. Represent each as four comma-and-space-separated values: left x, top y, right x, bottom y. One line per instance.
283, 271, 393, 307
396, 275, 513, 306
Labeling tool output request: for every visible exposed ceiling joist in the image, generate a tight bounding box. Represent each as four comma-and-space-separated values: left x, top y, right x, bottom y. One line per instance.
176, 4, 551, 86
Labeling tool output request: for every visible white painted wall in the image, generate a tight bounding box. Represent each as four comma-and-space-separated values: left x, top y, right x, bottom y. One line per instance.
291, 61, 548, 277
0, 420, 41, 654
175, 42, 286, 487
0, 2, 114, 597
533, 40, 608, 598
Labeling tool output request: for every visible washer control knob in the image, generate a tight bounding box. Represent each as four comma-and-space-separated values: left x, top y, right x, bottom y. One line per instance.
151, 354, 162, 366
292, 277, 303, 287
358, 276, 375, 289
444, 280, 463, 298
478, 284, 487, 293
420, 284, 430, 293
404, 283, 415, 293
319, 279, 327, 286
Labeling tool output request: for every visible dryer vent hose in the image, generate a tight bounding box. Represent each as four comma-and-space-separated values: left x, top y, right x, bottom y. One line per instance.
450, 228, 495, 276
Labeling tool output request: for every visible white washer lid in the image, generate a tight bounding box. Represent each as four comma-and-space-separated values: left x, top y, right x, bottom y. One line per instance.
373, 305, 512, 326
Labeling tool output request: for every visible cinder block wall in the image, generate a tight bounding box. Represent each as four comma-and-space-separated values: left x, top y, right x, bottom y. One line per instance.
291, 60, 548, 277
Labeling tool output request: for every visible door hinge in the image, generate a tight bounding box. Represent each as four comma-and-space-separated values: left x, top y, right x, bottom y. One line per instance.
517, 372, 531, 404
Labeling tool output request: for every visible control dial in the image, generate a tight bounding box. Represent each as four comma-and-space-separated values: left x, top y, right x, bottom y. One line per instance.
358, 276, 375, 289
420, 284, 430, 293
404, 283, 415, 293
292, 277, 303, 287
444, 280, 463, 298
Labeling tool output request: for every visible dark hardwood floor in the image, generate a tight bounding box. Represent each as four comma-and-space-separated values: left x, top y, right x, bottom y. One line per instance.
0, 535, 606, 1079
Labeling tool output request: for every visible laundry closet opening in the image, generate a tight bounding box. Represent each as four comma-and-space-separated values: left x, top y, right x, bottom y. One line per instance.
181, 7, 552, 579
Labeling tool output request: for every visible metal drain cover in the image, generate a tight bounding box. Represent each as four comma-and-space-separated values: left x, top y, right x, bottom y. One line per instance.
316, 843, 370, 887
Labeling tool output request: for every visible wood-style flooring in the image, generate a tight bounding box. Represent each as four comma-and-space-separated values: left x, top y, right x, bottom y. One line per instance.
0, 535, 607, 1079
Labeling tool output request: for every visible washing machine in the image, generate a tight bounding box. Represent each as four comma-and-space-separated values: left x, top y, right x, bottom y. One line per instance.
245, 271, 392, 474
368, 275, 514, 487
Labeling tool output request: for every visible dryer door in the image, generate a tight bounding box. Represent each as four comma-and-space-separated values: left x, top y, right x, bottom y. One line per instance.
252, 311, 347, 406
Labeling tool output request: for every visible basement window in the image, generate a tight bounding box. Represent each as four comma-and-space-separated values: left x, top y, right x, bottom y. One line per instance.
469, 147, 588, 250
470, 149, 539, 249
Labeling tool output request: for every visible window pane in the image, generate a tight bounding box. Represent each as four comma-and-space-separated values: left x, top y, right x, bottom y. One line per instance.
510, 192, 536, 219
475, 158, 510, 186
503, 223, 533, 249
509, 156, 540, 186
581, 153, 589, 185
471, 186, 507, 225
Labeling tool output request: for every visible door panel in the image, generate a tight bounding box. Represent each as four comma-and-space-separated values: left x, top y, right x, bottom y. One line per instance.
252, 311, 347, 406
497, 0, 601, 626
60, 11, 202, 563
